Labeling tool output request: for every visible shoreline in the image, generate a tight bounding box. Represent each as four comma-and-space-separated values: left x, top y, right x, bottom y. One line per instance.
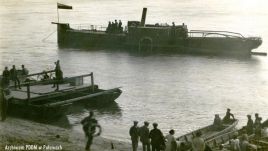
0, 117, 133, 151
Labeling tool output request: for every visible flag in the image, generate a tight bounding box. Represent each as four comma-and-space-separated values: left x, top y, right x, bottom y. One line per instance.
57, 3, 72, 9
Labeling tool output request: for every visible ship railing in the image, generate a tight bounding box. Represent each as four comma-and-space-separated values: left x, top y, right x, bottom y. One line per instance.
6, 71, 96, 102
71, 24, 107, 32
189, 30, 245, 39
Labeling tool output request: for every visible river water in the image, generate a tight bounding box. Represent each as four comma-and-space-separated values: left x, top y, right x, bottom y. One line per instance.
1, 0, 268, 142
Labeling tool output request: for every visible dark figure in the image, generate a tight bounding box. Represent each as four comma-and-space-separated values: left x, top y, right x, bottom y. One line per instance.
254, 113, 259, 127
179, 142, 188, 151
52, 60, 63, 90
255, 117, 262, 137
129, 121, 139, 151
149, 123, 165, 151
2, 67, 10, 88
246, 115, 254, 135
21, 64, 29, 76
223, 108, 235, 123
139, 121, 151, 151
213, 114, 222, 130
111, 22, 115, 33
118, 20, 123, 33
114, 20, 118, 32
107, 21, 111, 33
81, 111, 101, 151
42, 71, 49, 81
10, 65, 21, 89
81, 111, 94, 136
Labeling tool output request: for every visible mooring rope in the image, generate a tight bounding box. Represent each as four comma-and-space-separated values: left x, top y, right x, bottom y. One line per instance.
42, 30, 57, 42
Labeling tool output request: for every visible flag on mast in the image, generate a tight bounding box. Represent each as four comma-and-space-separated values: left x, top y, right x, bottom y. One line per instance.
57, 3, 72, 9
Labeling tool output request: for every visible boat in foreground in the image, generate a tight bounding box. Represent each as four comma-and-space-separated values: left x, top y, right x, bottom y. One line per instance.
176, 119, 238, 150
208, 118, 268, 150
53, 7, 262, 56
1, 71, 122, 119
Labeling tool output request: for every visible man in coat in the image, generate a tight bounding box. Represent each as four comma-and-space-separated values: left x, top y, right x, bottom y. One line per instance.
129, 121, 139, 151
139, 121, 150, 151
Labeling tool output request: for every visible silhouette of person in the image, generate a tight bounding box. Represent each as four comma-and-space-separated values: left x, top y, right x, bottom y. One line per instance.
129, 121, 139, 151
10, 65, 21, 89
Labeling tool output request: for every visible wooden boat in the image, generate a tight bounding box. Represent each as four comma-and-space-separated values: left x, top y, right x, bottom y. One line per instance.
176, 119, 238, 150
207, 118, 268, 150
1, 71, 122, 119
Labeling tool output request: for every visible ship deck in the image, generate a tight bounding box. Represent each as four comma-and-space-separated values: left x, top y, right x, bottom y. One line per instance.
9, 83, 91, 100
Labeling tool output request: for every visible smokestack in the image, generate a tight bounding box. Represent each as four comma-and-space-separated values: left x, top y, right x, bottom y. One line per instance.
140, 8, 147, 26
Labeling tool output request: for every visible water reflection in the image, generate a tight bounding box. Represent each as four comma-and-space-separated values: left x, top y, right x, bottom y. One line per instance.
67, 101, 122, 117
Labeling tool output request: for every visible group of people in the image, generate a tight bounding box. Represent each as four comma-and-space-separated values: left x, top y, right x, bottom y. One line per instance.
1, 60, 64, 92
1, 64, 29, 89
129, 121, 170, 151
106, 20, 123, 34
213, 108, 236, 130
246, 113, 263, 136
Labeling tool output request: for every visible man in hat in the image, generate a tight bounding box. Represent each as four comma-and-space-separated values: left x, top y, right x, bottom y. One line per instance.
129, 121, 139, 151
223, 108, 235, 123
149, 123, 165, 151
139, 121, 151, 151
246, 115, 254, 135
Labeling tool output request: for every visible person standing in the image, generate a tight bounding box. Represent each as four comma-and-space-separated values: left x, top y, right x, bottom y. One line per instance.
254, 113, 260, 127
2, 67, 10, 88
165, 129, 177, 151
52, 60, 63, 90
255, 117, 262, 137
149, 123, 165, 151
10, 65, 21, 89
21, 64, 29, 76
139, 121, 151, 151
246, 115, 254, 135
129, 121, 139, 151
192, 131, 205, 151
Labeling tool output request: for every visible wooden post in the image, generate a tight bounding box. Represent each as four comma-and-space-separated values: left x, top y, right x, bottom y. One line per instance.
91, 72, 94, 92
26, 84, 30, 104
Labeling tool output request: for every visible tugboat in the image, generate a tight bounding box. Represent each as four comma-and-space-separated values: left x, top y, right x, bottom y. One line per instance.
53, 7, 262, 55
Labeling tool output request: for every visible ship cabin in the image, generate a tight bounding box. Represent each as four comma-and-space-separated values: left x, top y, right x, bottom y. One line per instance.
125, 8, 189, 50
127, 21, 188, 46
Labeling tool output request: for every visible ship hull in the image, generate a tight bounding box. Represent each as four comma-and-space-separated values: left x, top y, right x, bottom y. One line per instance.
56, 23, 261, 56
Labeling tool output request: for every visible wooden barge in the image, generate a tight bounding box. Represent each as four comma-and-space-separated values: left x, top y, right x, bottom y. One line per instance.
1, 71, 122, 118
53, 8, 262, 56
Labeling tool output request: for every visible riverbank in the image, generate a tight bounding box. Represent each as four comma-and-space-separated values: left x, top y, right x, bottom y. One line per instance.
0, 117, 132, 151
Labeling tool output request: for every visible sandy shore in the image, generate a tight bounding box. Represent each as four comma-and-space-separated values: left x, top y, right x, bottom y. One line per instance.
0, 117, 133, 151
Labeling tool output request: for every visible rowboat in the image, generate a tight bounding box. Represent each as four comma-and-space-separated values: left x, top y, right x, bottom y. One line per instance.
1, 71, 122, 119
176, 119, 238, 150
207, 118, 268, 150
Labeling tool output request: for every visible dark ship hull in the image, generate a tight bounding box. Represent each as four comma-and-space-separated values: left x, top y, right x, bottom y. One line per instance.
53, 8, 262, 56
